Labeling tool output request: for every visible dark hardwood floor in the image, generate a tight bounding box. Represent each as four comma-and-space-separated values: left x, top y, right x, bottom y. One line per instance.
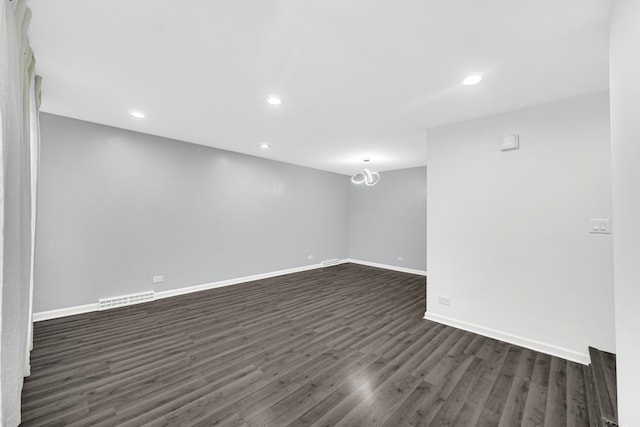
587, 347, 618, 426
22, 264, 595, 426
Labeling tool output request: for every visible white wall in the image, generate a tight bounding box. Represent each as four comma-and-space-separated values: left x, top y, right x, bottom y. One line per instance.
425, 92, 615, 364
610, 1, 640, 425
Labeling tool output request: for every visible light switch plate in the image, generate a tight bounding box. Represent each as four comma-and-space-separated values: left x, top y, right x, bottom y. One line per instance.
589, 219, 611, 234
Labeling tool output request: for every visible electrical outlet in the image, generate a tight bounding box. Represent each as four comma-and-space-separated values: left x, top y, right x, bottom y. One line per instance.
397, 256, 404, 262
438, 296, 451, 306
152, 275, 164, 283
307, 255, 314, 260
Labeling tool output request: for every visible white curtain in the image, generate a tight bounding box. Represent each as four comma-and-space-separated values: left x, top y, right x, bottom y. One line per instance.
0, 0, 41, 425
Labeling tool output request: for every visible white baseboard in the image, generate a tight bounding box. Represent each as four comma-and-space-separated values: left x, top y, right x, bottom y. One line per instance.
33, 262, 589, 366
33, 303, 99, 322
154, 260, 349, 300
423, 312, 590, 365
346, 258, 427, 276
33, 259, 427, 322
33, 260, 349, 322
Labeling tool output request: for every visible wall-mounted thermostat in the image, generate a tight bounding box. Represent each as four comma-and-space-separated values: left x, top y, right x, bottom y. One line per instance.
500, 134, 519, 151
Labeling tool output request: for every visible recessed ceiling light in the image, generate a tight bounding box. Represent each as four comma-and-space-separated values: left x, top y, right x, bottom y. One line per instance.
267, 96, 282, 106
462, 75, 482, 86
259, 143, 271, 150
129, 110, 145, 118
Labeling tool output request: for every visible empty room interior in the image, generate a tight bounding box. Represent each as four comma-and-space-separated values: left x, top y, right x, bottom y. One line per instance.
1, 0, 639, 426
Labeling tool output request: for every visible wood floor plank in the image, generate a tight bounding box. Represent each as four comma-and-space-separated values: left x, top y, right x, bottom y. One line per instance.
544, 356, 569, 427
522, 382, 548, 427
286, 356, 389, 427
589, 346, 619, 425
380, 380, 435, 427
497, 377, 530, 426
253, 352, 378, 427
466, 340, 510, 407
602, 351, 618, 414
21, 263, 596, 426
566, 361, 590, 427
477, 345, 522, 425
423, 356, 483, 426
187, 347, 371, 426
582, 364, 600, 427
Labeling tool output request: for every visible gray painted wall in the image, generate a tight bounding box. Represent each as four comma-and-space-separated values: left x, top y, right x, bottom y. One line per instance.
34, 114, 349, 312
348, 167, 427, 271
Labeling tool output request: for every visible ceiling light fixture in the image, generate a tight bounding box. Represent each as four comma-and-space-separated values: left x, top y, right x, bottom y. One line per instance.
267, 96, 282, 106
129, 110, 145, 118
462, 75, 482, 86
351, 158, 380, 186
259, 143, 271, 150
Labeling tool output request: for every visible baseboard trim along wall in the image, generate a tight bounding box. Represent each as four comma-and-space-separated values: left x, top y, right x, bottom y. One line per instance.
423, 312, 590, 365
152, 261, 347, 301
346, 259, 427, 276
33, 261, 589, 366
34, 260, 346, 321
32, 303, 100, 322
33, 258, 427, 322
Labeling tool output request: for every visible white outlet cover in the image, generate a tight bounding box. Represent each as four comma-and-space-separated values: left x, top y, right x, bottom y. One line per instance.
438, 296, 451, 306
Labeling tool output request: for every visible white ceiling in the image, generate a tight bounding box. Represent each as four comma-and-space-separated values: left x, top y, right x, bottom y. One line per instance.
27, 0, 610, 175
